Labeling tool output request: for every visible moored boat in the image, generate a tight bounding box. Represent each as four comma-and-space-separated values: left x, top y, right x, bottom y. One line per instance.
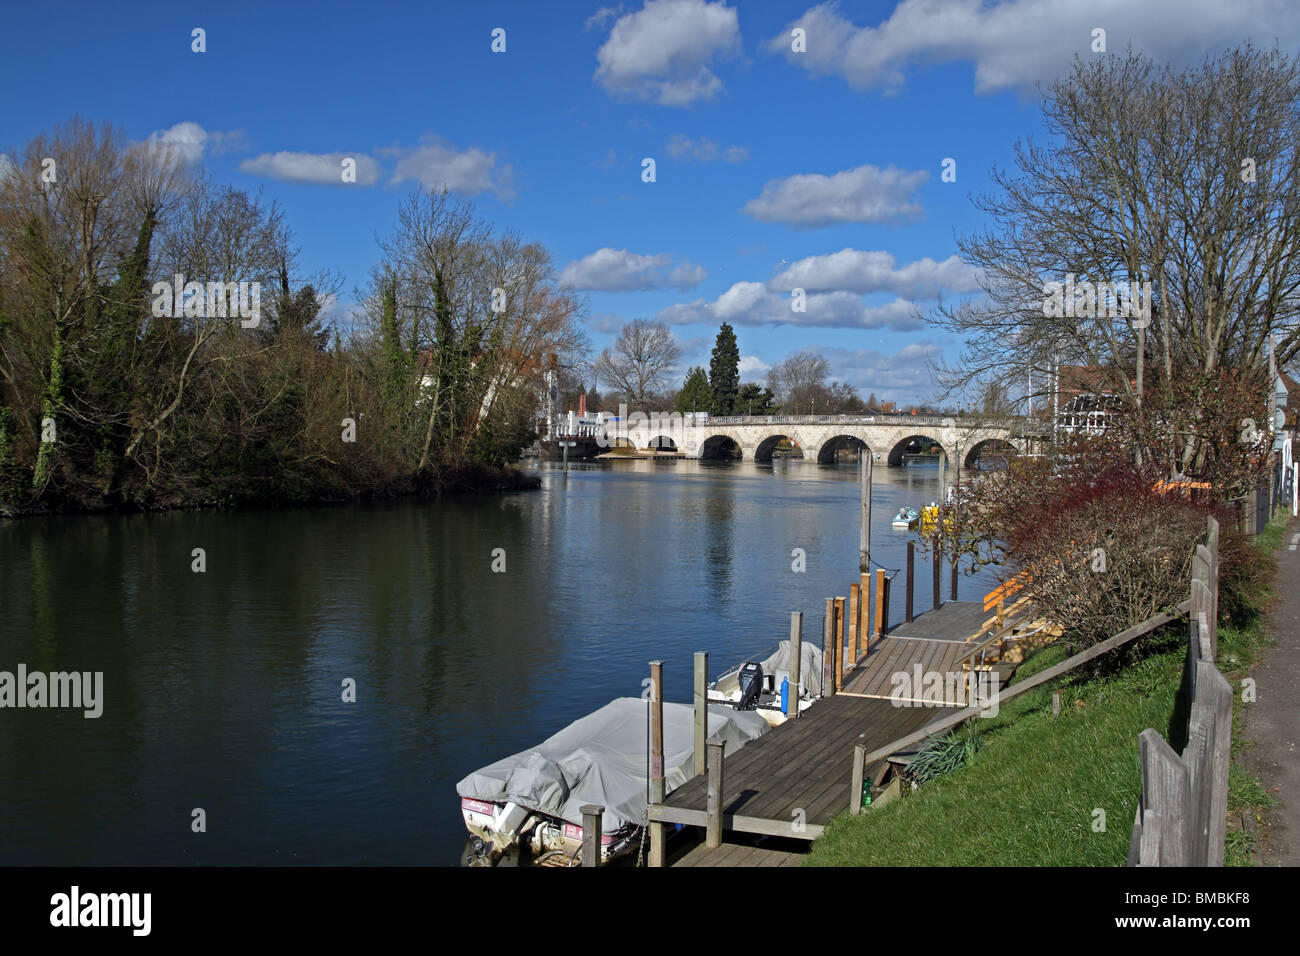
456, 697, 769, 866
707, 638, 824, 725
892, 506, 920, 529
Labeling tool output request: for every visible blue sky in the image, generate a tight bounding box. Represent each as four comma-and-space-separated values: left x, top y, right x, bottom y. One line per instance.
3, 0, 1296, 404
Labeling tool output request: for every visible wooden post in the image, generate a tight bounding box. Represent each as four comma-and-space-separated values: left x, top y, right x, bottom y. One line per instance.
835, 597, 848, 691
906, 540, 915, 623
873, 569, 887, 638
1195, 543, 1216, 661
648, 660, 666, 867
706, 738, 725, 848
1052, 690, 1061, 719
850, 735, 867, 816
950, 552, 958, 601
693, 652, 708, 778
580, 804, 603, 867
1207, 515, 1220, 636
1189, 660, 1233, 866
882, 573, 891, 634
859, 450, 872, 573
1137, 729, 1191, 866
848, 583, 860, 665
937, 451, 947, 510
787, 611, 802, 717
822, 599, 836, 697
932, 537, 942, 610
859, 572, 870, 655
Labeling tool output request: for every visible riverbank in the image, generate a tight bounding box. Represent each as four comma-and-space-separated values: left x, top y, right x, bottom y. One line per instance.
806, 517, 1286, 866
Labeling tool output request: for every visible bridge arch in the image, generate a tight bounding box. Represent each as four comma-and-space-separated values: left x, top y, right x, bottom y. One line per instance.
754, 434, 804, 462
886, 433, 949, 467
816, 434, 869, 465
964, 438, 1017, 469
647, 435, 678, 451
699, 434, 743, 460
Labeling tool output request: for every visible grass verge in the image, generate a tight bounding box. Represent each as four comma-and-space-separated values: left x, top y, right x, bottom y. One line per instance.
806, 513, 1288, 867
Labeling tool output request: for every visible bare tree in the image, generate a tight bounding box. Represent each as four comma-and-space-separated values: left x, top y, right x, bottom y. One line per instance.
767, 350, 830, 414
934, 46, 1300, 478
593, 318, 681, 408
371, 188, 587, 468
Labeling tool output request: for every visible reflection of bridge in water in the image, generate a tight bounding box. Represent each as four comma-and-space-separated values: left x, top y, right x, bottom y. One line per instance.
606, 414, 1038, 468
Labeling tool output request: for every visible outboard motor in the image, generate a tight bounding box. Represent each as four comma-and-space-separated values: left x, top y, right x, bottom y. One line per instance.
737, 661, 764, 711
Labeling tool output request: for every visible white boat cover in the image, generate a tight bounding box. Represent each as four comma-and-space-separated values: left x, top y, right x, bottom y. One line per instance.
712, 639, 823, 699
456, 697, 770, 832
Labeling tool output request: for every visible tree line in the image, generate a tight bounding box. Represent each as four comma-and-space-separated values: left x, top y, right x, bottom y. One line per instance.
0, 118, 587, 515
590, 318, 919, 417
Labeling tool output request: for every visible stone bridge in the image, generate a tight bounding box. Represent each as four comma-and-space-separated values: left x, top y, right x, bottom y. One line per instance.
605, 413, 1030, 467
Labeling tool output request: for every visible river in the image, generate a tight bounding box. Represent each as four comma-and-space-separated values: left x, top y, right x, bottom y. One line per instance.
0, 458, 998, 865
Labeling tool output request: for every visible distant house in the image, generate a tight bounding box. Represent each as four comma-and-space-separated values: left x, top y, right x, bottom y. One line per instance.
1053, 365, 1131, 435
414, 345, 546, 429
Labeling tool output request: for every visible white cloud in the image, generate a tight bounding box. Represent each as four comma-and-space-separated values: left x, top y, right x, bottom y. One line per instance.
239, 151, 382, 186
739, 354, 771, 377
559, 247, 707, 291
595, 0, 742, 106
145, 121, 248, 164
316, 293, 367, 334
588, 313, 627, 334
742, 164, 927, 227
770, 0, 1297, 95
664, 133, 749, 162
0, 153, 14, 182
820, 342, 944, 403
586, 6, 623, 30
658, 280, 923, 329
387, 141, 516, 200
769, 248, 981, 296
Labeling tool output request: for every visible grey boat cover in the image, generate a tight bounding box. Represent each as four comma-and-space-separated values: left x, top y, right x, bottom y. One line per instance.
456, 697, 769, 832
712, 639, 823, 699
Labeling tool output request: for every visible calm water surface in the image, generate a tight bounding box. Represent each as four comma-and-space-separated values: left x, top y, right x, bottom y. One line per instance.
0, 459, 996, 865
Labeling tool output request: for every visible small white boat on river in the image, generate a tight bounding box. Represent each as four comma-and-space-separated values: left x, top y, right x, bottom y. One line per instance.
892, 506, 920, 529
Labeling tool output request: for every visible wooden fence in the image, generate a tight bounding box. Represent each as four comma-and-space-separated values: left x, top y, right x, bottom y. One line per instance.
1128, 516, 1232, 867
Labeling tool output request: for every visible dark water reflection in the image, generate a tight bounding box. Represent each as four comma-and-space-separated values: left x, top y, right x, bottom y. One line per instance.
0, 458, 997, 865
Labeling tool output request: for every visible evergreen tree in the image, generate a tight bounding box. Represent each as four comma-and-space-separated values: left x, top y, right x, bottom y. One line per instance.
676, 366, 712, 412
708, 323, 739, 415
737, 382, 776, 415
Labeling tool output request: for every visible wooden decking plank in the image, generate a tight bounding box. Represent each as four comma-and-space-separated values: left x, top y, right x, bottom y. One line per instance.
856, 639, 910, 696
863, 638, 911, 694
667, 697, 866, 808
676, 699, 869, 818
867, 637, 931, 695
746, 701, 918, 821
661, 692, 963, 834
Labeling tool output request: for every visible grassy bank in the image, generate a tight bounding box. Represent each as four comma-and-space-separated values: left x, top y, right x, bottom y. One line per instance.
807, 516, 1287, 867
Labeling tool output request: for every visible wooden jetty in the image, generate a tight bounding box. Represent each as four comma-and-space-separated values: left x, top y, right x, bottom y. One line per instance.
648, 595, 1017, 849
672, 840, 808, 868
639, 451, 1035, 866
650, 694, 956, 841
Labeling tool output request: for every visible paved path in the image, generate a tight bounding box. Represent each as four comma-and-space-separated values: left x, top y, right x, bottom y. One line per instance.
1241, 517, 1300, 865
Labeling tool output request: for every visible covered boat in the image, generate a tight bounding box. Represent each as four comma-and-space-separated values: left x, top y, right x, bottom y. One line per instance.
457, 697, 769, 865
